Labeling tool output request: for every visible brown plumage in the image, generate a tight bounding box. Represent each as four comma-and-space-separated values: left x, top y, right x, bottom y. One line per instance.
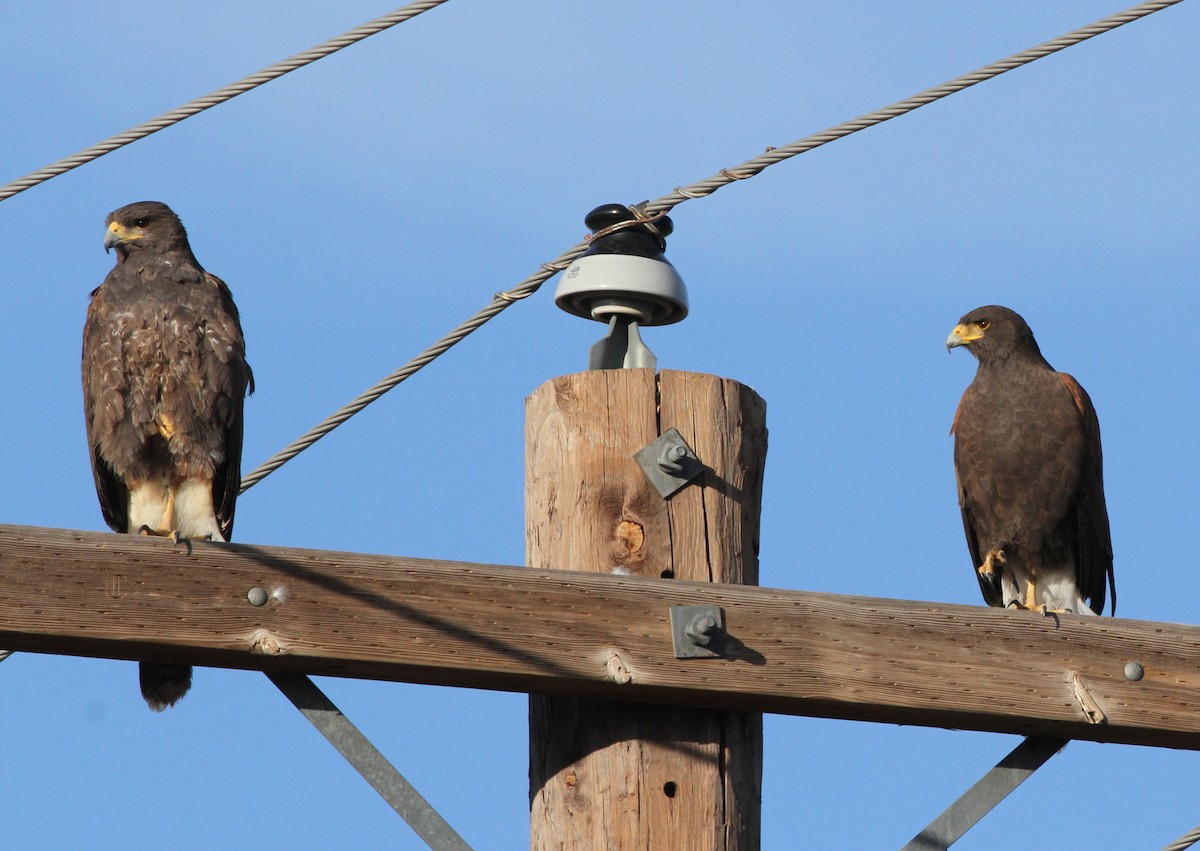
83, 201, 253, 709
947, 305, 1114, 615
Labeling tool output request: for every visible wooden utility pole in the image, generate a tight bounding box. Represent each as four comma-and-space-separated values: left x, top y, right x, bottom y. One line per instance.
526, 369, 767, 850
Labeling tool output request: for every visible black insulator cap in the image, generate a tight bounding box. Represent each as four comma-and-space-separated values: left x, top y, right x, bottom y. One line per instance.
582, 204, 673, 260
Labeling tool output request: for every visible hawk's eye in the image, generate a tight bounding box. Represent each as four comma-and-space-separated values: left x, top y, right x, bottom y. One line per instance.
133, 218, 150, 228
977, 320, 991, 330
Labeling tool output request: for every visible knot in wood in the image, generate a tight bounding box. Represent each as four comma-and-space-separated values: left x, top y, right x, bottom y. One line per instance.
249, 630, 282, 656
611, 519, 646, 565
606, 650, 633, 684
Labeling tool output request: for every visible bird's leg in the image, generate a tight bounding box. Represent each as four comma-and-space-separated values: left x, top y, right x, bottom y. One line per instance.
159, 484, 179, 540
1021, 577, 1071, 614
977, 549, 1005, 580
1022, 578, 1039, 611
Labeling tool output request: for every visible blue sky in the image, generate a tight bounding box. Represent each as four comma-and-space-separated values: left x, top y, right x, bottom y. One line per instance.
1, 2, 1197, 848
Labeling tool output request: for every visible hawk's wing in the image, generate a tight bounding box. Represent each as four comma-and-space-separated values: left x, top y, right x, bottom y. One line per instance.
205, 271, 254, 541
82, 284, 130, 533
1058, 372, 1115, 614
951, 385, 1003, 607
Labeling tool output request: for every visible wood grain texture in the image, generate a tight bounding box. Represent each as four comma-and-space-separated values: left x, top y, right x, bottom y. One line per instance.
526, 369, 765, 851
0, 521, 1198, 749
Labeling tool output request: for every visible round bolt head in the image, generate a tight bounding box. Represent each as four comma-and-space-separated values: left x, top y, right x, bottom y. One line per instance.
1124, 661, 1144, 682
658, 445, 687, 474
686, 613, 719, 646
247, 586, 269, 607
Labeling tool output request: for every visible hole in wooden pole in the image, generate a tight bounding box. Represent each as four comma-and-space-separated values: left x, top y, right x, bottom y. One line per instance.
663, 781, 677, 798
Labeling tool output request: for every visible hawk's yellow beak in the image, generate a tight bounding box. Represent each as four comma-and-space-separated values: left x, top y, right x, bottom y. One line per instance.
946, 323, 985, 350
103, 221, 142, 252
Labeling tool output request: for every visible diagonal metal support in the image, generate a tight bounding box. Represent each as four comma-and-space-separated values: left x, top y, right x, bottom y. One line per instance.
902, 736, 1068, 850
267, 672, 472, 851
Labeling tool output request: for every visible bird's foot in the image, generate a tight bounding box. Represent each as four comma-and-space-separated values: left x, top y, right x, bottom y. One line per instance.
167, 532, 213, 554
1010, 593, 1069, 616
1005, 598, 1066, 614
137, 525, 179, 538
171, 532, 194, 555
1040, 605, 1071, 617
977, 549, 1006, 580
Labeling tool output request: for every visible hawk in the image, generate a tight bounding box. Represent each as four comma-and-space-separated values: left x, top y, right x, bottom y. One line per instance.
83, 201, 253, 710
947, 305, 1114, 615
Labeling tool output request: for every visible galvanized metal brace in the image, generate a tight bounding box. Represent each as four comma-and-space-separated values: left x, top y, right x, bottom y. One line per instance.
268, 672, 472, 851
901, 736, 1068, 850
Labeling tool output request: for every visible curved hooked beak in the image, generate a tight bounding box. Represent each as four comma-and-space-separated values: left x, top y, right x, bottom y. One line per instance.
946, 323, 983, 351
103, 221, 136, 253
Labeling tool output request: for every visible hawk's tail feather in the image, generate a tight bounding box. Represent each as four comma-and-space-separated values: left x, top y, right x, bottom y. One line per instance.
140, 661, 192, 711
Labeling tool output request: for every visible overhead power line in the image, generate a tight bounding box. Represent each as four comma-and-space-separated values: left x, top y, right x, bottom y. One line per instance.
1163, 825, 1200, 851
0, 0, 451, 203
239, 0, 1184, 493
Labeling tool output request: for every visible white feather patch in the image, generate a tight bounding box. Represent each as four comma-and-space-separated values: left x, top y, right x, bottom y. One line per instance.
174, 478, 225, 541
128, 476, 170, 534
1040, 563, 1090, 613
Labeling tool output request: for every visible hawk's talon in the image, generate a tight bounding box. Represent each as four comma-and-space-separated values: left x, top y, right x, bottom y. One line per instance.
171, 534, 194, 556
976, 549, 1006, 580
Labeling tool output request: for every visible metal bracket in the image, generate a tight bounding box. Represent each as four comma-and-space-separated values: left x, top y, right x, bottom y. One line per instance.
589, 315, 657, 371
634, 428, 702, 498
902, 736, 1068, 850
267, 673, 472, 850
670, 605, 724, 658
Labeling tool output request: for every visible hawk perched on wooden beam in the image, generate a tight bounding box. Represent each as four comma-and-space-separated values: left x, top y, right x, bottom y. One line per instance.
83, 200, 253, 710
947, 305, 1114, 616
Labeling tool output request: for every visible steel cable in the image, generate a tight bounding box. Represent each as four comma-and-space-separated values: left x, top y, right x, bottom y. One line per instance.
0, 0, 451, 202
1163, 825, 1200, 851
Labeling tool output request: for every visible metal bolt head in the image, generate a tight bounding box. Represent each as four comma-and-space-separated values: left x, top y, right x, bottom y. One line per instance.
658, 443, 687, 474
1124, 661, 1144, 682
686, 613, 719, 646
247, 586, 269, 607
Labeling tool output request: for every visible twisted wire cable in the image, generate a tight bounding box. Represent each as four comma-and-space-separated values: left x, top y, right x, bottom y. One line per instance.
0, 0, 451, 203
641, 0, 1185, 215
1163, 826, 1200, 851
240, 0, 1182, 492
237, 250, 584, 491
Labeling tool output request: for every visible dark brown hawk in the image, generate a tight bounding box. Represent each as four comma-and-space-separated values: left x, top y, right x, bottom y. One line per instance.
83, 201, 253, 710
947, 305, 1114, 615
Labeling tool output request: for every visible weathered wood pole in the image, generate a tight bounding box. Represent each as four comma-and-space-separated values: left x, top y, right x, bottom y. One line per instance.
526, 368, 766, 850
